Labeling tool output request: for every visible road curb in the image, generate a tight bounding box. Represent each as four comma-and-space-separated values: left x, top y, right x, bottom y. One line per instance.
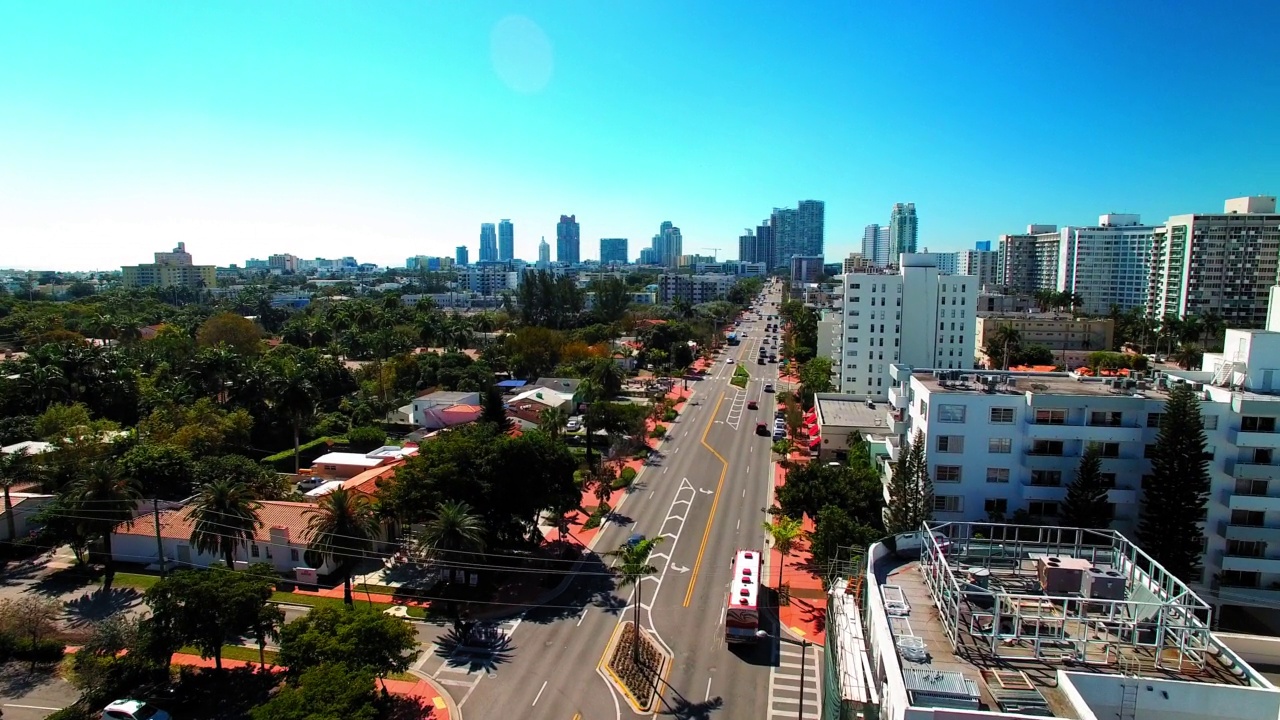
409, 667, 463, 720
596, 620, 670, 714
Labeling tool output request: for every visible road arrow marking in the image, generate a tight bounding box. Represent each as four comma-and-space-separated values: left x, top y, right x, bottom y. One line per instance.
670, 564, 690, 573
699, 488, 714, 495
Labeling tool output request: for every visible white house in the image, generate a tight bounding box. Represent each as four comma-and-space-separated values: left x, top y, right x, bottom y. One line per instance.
309, 446, 416, 479
395, 390, 482, 429
0, 492, 55, 542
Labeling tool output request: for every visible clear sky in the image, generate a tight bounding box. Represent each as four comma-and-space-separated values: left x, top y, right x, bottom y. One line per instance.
2, 1, 1278, 271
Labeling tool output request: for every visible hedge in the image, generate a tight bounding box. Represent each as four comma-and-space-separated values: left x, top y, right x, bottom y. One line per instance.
262, 436, 340, 472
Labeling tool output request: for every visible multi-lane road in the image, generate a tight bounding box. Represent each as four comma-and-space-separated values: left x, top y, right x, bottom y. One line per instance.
421, 283, 821, 719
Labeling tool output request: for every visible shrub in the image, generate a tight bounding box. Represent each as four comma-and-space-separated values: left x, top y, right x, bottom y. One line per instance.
583, 504, 610, 530
45, 705, 95, 720
612, 466, 638, 490
649, 425, 667, 440
662, 409, 678, 422
345, 425, 388, 452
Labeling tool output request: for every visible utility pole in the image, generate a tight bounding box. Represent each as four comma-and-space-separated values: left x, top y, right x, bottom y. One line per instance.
152, 497, 167, 577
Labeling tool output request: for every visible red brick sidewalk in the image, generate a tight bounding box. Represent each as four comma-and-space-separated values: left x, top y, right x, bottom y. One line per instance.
170, 653, 452, 719
770, 461, 827, 646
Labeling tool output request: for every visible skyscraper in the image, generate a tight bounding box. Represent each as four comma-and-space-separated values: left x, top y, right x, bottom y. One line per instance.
456, 246, 469, 266
479, 223, 498, 262
738, 229, 757, 263
770, 207, 798, 268
651, 221, 683, 267
556, 215, 580, 264
797, 200, 825, 257
537, 237, 550, 268
889, 202, 918, 262
600, 238, 628, 265
755, 220, 776, 271
861, 224, 891, 267
498, 219, 514, 261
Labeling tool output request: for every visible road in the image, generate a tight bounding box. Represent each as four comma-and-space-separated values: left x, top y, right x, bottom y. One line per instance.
434, 281, 820, 720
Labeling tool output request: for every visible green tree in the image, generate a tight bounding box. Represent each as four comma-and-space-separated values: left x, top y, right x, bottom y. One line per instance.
884, 430, 932, 534
276, 605, 418, 679
797, 356, 833, 407
117, 442, 194, 500
762, 516, 804, 602
252, 602, 286, 668
189, 479, 263, 568
271, 360, 318, 473
1062, 443, 1112, 529
1138, 383, 1211, 582
193, 454, 289, 500
808, 505, 880, 576
196, 312, 263, 355
538, 405, 569, 440
71, 462, 141, 591
0, 451, 38, 541
305, 488, 381, 606
413, 500, 487, 563
604, 536, 663, 660
250, 662, 378, 720
143, 566, 275, 670
481, 385, 510, 429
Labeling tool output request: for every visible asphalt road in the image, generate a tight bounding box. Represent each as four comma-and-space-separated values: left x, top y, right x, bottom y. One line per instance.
437, 284, 802, 720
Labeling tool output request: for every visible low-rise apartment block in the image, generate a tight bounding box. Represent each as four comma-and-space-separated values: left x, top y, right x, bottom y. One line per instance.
122, 242, 216, 289
657, 273, 735, 304
975, 314, 1114, 369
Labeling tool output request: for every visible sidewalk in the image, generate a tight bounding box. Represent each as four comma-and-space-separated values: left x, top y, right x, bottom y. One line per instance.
770, 460, 827, 646
169, 652, 455, 720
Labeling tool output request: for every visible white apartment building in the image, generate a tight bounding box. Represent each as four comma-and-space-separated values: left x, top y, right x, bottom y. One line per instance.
958, 249, 1000, 291
1148, 195, 1280, 328
656, 273, 735, 304
462, 265, 518, 295
836, 253, 976, 400
878, 310, 1280, 612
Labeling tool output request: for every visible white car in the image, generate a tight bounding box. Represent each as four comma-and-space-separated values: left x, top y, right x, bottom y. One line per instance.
296, 475, 326, 491
102, 700, 171, 720
725, 357, 734, 364
566, 416, 582, 432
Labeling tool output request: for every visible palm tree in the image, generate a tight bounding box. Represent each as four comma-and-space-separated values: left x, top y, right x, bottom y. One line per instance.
538, 405, 570, 440
0, 452, 36, 541
252, 603, 286, 669
762, 516, 804, 602
189, 479, 263, 569
272, 361, 318, 473
305, 488, 381, 606
605, 536, 663, 660
414, 500, 486, 564
991, 324, 1021, 370
71, 462, 141, 592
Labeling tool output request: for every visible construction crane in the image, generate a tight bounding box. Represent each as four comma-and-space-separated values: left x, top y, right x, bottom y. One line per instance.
700, 247, 719, 260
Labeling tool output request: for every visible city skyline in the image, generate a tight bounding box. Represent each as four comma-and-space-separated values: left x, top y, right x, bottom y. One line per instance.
1, 2, 1278, 271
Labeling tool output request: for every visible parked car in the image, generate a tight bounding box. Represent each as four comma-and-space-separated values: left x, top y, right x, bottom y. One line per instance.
772, 426, 787, 440
102, 700, 171, 720
566, 416, 582, 432
296, 475, 326, 491
775, 409, 785, 419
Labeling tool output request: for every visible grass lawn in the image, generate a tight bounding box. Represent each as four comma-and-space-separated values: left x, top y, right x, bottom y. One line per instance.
179, 645, 281, 665
113, 572, 161, 590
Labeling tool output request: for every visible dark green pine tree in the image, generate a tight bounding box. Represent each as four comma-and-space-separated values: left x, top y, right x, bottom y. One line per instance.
885, 430, 932, 534
480, 386, 510, 430
1137, 383, 1211, 582
1062, 442, 1112, 529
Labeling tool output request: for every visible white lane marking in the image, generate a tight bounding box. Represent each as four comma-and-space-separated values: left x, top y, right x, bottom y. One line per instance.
742, 488, 746, 497
4, 706, 63, 711
649, 490, 655, 499
747, 465, 750, 473
532, 680, 548, 706
736, 518, 740, 530
664, 467, 669, 474
577, 608, 589, 627
706, 677, 713, 701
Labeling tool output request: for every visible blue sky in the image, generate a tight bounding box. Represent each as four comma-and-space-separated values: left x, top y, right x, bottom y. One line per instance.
1, 1, 1278, 271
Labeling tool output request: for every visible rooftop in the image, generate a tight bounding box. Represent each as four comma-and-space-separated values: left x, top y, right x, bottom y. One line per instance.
914, 370, 1153, 398
312, 452, 389, 468
815, 393, 891, 430
116, 501, 320, 543
414, 389, 478, 403
530, 377, 582, 394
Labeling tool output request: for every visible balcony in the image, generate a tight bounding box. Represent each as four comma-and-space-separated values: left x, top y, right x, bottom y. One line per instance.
887, 409, 906, 434
1232, 463, 1280, 481
1073, 424, 1146, 443
1024, 422, 1071, 440
1106, 488, 1138, 505
1208, 585, 1280, 605
1221, 555, 1280, 575
1224, 524, 1280, 543
1229, 494, 1280, 513
1021, 483, 1066, 502
1022, 452, 1071, 470
888, 386, 908, 411
1232, 429, 1280, 450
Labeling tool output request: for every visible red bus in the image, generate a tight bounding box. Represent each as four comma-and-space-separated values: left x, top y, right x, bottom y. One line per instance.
725, 549, 761, 644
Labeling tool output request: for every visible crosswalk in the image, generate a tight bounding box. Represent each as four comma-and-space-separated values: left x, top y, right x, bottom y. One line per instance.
768, 639, 822, 720
419, 615, 524, 708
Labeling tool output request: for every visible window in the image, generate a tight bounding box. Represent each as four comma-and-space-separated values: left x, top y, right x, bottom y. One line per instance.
919, 399, 927, 416
1089, 411, 1122, 427
250, 544, 260, 558
1227, 540, 1266, 558
1143, 443, 1156, 459
933, 495, 963, 513
1255, 448, 1273, 464
1099, 442, 1120, 458
1030, 440, 1064, 456
1030, 470, 1062, 486
1100, 473, 1117, 488
984, 498, 1008, 515
936, 435, 964, 453
988, 437, 1011, 453
1242, 416, 1278, 433
1028, 501, 1059, 517
1203, 415, 1219, 430
986, 468, 1010, 483
1222, 570, 1261, 588
935, 465, 962, 483
1146, 412, 1163, 428
1231, 509, 1265, 527
989, 407, 1015, 424
1033, 409, 1066, 425
1236, 478, 1269, 496
938, 404, 966, 423
290, 548, 300, 562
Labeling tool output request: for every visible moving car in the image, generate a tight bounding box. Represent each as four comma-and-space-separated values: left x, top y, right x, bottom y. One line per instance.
725, 357, 734, 364
763, 383, 775, 393
755, 421, 768, 436
626, 532, 646, 548
747, 400, 758, 410
102, 700, 172, 720
757, 357, 766, 365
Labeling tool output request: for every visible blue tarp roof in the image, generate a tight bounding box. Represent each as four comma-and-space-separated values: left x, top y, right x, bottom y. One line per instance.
496, 380, 528, 388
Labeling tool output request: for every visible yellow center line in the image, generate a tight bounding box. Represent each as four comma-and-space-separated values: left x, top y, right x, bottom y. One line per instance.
684, 391, 730, 607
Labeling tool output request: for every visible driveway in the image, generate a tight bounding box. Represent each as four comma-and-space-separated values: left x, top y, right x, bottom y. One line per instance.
0, 664, 76, 720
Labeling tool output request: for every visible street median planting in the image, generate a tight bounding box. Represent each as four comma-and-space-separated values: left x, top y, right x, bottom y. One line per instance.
606, 622, 667, 713
730, 364, 750, 388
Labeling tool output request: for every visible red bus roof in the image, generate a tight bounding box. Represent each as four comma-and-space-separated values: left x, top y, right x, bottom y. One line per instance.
730, 549, 761, 609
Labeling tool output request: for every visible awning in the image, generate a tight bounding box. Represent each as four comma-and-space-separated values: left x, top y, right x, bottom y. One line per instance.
808, 435, 822, 448
805, 411, 817, 423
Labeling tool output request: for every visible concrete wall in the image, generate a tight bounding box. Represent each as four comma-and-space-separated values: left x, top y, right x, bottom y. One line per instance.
1061, 671, 1280, 720
1218, 632, 1280, 668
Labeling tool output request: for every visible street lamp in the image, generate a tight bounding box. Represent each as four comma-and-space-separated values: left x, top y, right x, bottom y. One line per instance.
756, 629, 812, 720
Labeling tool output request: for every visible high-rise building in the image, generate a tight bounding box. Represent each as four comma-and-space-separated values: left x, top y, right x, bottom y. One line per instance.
861, 224, 891, 267
957, 249, 1000, 291
929, 251, 958, 275
498, 219, 514, 261
600, 238, 628, 265
121, 242, 217, 289
831, 253, 975, 398
651, 221, 683, 267
456, 245, 469, 267
999, 224, 1062, 295
797, 200, 825, 257
738, 229, 757, 263
974, 240, 992, 252
889, 203, 918, 261
479, 223, 498, 262
638, 247, 659, 265
770, 207, 799, 268
556, 215, 580, 264
790, 255, 825, 283
268, 254, 298, 273
1149, 196, 1280, 327
537, 237, 551, 268
755, 220, 776, 271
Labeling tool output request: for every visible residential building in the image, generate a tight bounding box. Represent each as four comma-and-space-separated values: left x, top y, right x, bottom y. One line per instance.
831, 521, 1278, 720
797, 199, 825, 257
638, 247, 659, 265
810, 393, 892, 461
771, 206, 799, 268
556, 214, 580, 264
834, 253, 975, 399
790, 255, 825, 283
930, 250, 958, 275
977, 291, 1035, 315
651, 221, 683, 268
1149, 196, 1280, 327
974, 240, 992, 252
738, 229, 758, 264
889, 202, 918, 261
999, 224, 1062, 294
537, 237, 551, 268
464, 264, 518, 295
676, 254, 716, 268
121, 242, 217, 289
0, 492, 55, 542
974, 314, 1114, 369
599, 238, 628, 265
755, 220, 776, 271
310, 446, 416, 479
498, 219, 514, 261
843, 252, 873, 274
268, 254, 297, 273
957, 248, 1000, 291
398, 390, 484, 430
479, 223, 498, 262
862, 224, 891, 267
658, 274, 735, 304
455, 245, 469, 266
693, 261, 766, 276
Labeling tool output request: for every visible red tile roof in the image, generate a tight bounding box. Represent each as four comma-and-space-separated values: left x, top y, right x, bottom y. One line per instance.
115, 501, 322, 543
